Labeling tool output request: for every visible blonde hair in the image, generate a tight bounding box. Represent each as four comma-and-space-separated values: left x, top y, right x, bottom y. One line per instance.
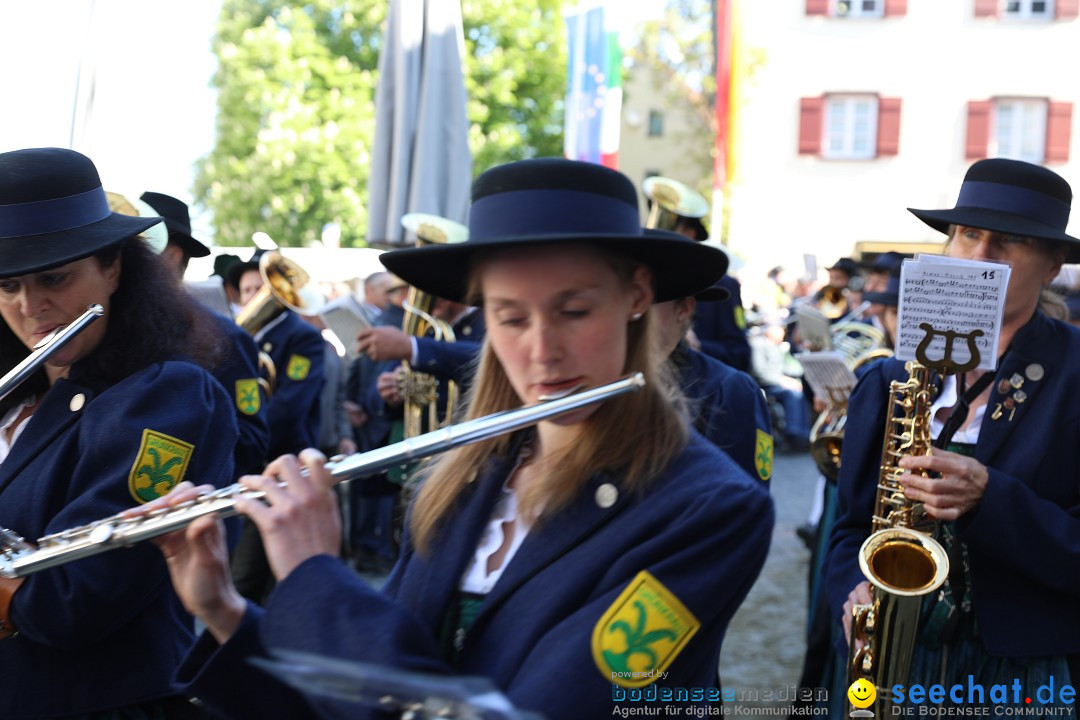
408, 249, 689, 554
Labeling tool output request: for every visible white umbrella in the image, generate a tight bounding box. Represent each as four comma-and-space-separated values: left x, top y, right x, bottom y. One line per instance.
366, 0, 472, 245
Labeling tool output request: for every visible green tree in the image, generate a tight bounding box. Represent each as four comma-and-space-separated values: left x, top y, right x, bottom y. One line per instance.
196, 0, 384, 248
197, 0, 566, 248
461, 0, 566, 174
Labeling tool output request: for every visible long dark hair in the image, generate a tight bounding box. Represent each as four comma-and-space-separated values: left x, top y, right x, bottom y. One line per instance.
0, 237, 228, 415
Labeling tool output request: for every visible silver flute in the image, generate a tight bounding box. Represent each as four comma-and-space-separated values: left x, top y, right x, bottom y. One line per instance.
0, 372, 645, 579
0, 304, 105, 402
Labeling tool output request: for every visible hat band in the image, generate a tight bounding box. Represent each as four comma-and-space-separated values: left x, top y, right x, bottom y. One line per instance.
469, 189, 641, 240
0, 186, 111, 239
956, 181, 1071, 231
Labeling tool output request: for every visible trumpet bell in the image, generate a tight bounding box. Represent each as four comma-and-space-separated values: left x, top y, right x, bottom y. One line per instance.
643, 176, 709, 233
235, 251, 324, 335
401, 213, 468, 246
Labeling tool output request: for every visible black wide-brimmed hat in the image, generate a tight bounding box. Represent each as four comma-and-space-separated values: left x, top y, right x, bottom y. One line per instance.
226, 250, 266, 290
140, 191, 210, 258
909, 158, 1080, 262
0, 147, 162, 278
863, 270, 900, 307
380, 158, 729, 303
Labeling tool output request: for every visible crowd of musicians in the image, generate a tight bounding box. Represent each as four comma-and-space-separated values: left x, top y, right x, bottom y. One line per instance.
0, 145, 1077, 719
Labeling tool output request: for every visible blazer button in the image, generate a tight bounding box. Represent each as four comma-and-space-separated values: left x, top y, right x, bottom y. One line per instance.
69, 393, 86, 412
262, 342, 273, 353
595, 483, 618, 508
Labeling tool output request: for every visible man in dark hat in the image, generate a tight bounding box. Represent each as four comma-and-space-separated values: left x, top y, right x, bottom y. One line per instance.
140, 191, 270, 479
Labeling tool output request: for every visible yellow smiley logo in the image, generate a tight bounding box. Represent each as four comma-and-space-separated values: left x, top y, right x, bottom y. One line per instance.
848, 678, 876, 709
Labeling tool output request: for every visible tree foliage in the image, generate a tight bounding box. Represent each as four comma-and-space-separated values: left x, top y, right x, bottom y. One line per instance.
197, 0, 565, 248
461, 0, 566, 173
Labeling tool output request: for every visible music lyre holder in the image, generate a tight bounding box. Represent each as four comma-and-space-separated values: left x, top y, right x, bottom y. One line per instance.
913, 323, 983, 375
250, 649, 548, 720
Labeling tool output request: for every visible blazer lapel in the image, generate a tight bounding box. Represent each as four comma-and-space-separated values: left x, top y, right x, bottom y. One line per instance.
0, 381, 91, 497
472, 473, 629, 625
975, 316, 1051, 466
405, 450, 517, 627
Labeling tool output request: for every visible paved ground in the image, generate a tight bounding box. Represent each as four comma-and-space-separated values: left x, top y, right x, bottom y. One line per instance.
718, 448, 821, 699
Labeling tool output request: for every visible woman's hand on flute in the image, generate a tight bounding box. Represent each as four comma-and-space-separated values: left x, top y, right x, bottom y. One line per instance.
236, 449, 342, 583
133, 482, 247, 645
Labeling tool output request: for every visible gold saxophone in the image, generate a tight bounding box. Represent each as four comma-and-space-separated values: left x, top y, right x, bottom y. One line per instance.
848, 360, 949, 713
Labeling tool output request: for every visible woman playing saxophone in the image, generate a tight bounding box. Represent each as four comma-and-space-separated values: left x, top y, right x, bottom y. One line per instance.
825, 159, 1080, 711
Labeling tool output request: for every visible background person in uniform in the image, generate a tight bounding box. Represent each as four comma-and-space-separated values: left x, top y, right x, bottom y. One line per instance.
141, 191, 270, 478
826, 158, 1080, 710
146, 158, 774, 720
0, 148, 238, 719
647, 235, 773, 483
227, 250, 325, 602
361, 270, 393, 319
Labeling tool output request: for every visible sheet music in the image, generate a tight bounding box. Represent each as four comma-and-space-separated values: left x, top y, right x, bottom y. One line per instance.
320, 294, 375, 361
896, 255, 1010, 372
798, 351, 857, 403
794, 302, 833, 352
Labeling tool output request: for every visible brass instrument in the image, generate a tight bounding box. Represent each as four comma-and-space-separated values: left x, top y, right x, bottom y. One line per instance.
235, 249, 325, 397
642, 176, 709, 234
817, 284, 848, 320
848, 360, 948, 714
0, 305, 105, 402
399, 214, 468, 439
0, 374, 646, 578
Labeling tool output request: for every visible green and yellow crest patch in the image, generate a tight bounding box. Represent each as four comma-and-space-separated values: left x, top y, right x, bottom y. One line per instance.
592, 570, 700, 688
129, 429, 194, 504
755, 429, 773, 481
734, 305, 747, 330
235, 378, 261, 416
286, 354, 311, 381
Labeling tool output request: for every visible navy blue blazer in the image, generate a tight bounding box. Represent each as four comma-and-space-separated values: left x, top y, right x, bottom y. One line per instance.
693, 276, 751, 372
824, 311, 1080, 658
257, 310, 325, 458
0, 361, 238, 718
209, 311, 270, 475
178, 432, 774, 719
413, 308, 485, 387
674, 343, 772, 483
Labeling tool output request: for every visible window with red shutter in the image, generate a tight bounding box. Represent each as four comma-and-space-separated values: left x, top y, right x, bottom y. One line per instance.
966, 101, 992, 159
1045, 102, 1074, 163
799, 97, 825, 155
884, 0, 908, 16
877, 98, 902, 156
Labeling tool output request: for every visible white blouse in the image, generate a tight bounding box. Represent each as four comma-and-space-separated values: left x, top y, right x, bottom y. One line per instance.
459, 449, 535, 594
929, 374, 986, 445
0, 397, 35, 466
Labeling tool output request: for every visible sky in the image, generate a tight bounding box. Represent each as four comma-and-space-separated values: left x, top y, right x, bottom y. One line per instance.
0, 0, 660, 244
0, 0, 223, 237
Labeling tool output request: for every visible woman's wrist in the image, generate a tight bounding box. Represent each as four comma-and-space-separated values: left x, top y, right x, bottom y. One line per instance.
202, 589, 247, 645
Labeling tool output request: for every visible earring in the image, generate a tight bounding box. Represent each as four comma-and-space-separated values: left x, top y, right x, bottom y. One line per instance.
630, 312, 642, 322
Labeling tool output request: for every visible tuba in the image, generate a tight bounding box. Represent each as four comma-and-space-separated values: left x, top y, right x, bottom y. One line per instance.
398, 214, 468, 439
235, 249, 325, 396
848, 360, 948, 715
642, 176, 709, 234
